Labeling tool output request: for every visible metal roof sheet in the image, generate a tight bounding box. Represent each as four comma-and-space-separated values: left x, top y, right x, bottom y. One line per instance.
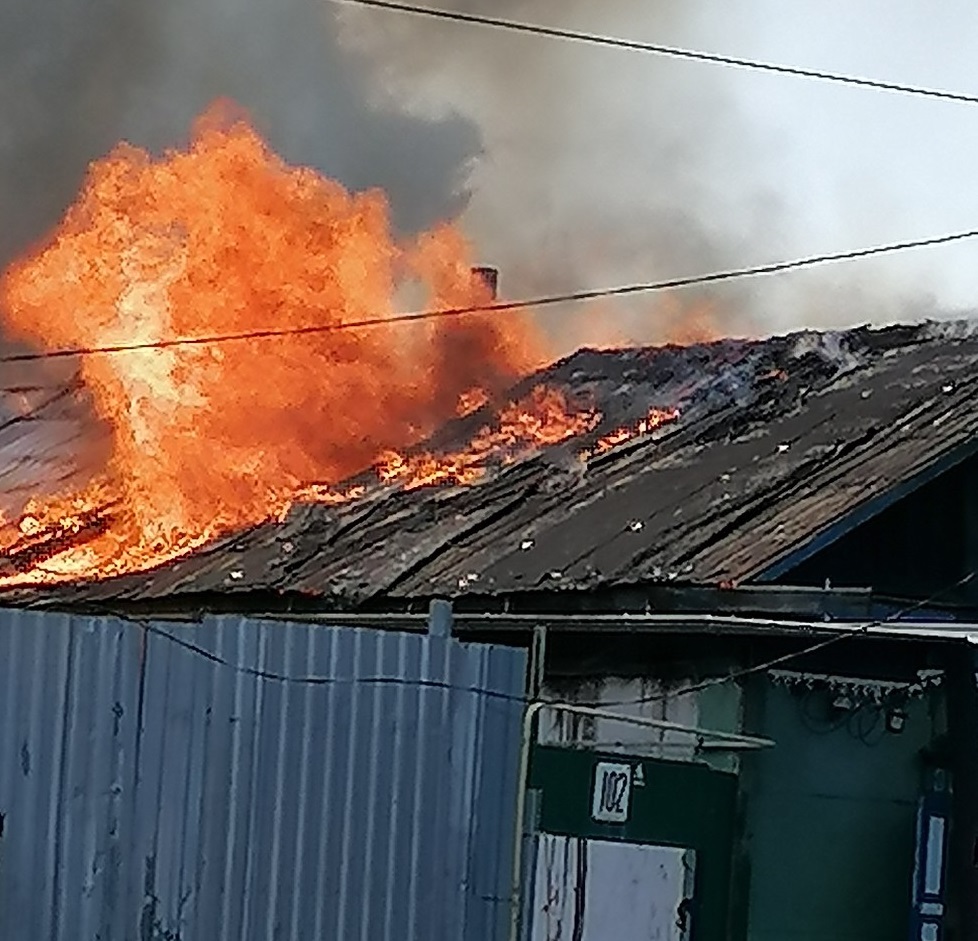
0, 358, 105, 518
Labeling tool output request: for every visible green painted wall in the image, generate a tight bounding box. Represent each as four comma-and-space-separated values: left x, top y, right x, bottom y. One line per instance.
699, 681, 744, 774
743, 683, 939, 941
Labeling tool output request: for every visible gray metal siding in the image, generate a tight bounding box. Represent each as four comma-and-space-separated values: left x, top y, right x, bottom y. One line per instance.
0, 609, 526, 941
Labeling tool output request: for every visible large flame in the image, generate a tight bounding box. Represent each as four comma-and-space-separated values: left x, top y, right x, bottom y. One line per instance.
0, 103, 698, 590
0, 103, 559, 585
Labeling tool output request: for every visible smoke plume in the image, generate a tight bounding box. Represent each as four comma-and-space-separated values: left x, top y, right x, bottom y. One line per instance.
0, 0, 962, 512
336, 1, 767, 347
0, 0, 483, 506
0, 0, 479, 269
2, 0, 949, 347
337, 0, 951, 346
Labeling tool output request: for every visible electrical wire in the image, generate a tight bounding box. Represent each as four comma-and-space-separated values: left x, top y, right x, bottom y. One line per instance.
3, 227, 978, 365
327, 0, 978, 107
797, 686, 850, 736
599, 570, 976, 707
137, 619, 527, 703
124, 569, 976, 709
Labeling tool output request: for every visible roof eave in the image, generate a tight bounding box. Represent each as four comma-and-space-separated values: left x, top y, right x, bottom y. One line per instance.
752, 436, 978, 583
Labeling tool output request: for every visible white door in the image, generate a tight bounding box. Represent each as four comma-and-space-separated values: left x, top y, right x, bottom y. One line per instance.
531, 836, 694, 941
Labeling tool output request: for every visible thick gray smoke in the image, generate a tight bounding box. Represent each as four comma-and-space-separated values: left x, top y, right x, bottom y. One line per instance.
337, 1, 764, 347
337, 0, 948, 348
0, 0, 479, 268
1, 0, 950, 349
0, 0, 963, 510
0, 0, 484, 508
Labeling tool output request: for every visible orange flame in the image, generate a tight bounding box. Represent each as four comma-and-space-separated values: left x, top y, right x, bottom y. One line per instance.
0, 103, 698, 590
456, 387, 490, 417
377, 386, 598, 490
0, 103, 554, 585
582, 406, 681, 458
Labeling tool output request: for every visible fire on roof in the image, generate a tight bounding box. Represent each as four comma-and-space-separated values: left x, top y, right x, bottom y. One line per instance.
3, 320, 977, 611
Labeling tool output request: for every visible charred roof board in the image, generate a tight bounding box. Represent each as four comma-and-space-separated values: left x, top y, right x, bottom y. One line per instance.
4, 321, 978, 610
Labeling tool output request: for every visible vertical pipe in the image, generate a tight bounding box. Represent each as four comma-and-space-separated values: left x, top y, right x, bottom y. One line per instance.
529, 627, 547, 699
427, 599, 453, 639
509, 702, 544, 941
519, 791, 541, 939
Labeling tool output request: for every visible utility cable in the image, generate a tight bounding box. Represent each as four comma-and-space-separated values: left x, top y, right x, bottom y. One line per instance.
600, 570, 976, 707
328, 0, 978, 107
136, 619, 527, 703
94, 569, 977, 706
3, 226, 977, 365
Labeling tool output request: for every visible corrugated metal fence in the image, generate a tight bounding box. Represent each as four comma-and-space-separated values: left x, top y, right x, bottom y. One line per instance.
0, 608, 526, 941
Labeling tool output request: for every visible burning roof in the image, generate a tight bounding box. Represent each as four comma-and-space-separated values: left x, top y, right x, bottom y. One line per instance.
4, 320, 978, 612
3, 105, 978, 613
0, 103, 717, 601
0, 105, 553, 585
0, 358, 107, 522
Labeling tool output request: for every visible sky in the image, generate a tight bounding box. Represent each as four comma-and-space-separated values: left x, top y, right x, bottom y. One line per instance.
694, 0, 978, 323
2, 0, 978, 349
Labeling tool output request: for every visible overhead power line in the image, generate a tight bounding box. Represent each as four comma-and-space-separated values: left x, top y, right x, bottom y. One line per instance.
328, 0, 978, 107
3, 226, 977, 365
138, 620, 527, 702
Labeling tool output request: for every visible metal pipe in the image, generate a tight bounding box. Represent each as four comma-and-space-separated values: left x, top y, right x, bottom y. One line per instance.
471, 265, 499, 299
508, 700, 546, 941
244, 610, 978, 642
426, 598, 453, 638
529, 625, 547, 697
539, 703, 773, 747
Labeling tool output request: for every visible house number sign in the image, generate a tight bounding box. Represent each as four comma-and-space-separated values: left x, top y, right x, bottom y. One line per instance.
591, 761, 633, 823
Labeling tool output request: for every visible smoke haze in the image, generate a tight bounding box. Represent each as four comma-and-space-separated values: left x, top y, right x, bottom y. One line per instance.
337, 0, 968, 345
0, 0, 484, 511
2, 0, 977, 521
0, 0, 479, 268
4, 1, 973, 349
338, 1, 771, 346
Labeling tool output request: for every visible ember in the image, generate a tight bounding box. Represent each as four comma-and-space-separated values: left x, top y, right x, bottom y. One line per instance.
456, 387, 490, 417
584, 406, 681, 457
289, 484, 368, 508
377, 386, 598, 490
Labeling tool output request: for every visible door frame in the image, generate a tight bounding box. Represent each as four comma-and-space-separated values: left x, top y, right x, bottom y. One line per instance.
527, 745, 739, 941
